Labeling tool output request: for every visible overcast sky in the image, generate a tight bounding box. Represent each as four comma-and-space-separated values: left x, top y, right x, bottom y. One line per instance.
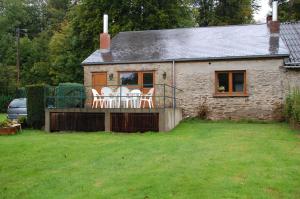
254, 0, 272, 23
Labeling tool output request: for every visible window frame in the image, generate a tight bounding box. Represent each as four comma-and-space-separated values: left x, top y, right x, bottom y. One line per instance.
214, 70, 248, 97
119, 71, 139, 86
118, 71, 155, 89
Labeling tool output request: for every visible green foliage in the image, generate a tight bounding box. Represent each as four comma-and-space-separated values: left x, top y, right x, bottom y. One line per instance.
193, 0, 258, 27
0, 95, 14, 113
26, 84, 48, 129
55, 83, 86, 108
277, 0, 300, 22
0, 119, 11, 128
16, 87, 26, 98
49, 21, 83, 84
18, 116, 27, 128
284, 88, 300, 122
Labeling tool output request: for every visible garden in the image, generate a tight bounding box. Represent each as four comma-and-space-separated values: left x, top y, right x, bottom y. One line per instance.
0, 114, 300, 198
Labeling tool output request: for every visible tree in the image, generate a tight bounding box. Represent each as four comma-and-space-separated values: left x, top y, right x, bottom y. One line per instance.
273, 0, 300, 22
193, 0, 259, 26
49, 21, 82, 85
70, 0, 194, 54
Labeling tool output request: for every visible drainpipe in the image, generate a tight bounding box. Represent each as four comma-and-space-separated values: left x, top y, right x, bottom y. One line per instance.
172, 60, 176, 128
172, 60, 176, 108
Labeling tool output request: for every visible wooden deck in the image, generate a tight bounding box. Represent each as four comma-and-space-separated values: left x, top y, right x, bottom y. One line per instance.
45, 108, 182, 132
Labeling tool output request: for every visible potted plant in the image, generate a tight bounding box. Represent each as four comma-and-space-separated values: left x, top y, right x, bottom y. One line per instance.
0, 119, 21, 135
218, 86, 225, 92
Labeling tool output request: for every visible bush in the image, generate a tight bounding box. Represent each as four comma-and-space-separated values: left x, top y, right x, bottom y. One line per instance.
197, 97, 209, 120
18, 116, 27, 128
55, 83, 85, 108
0, 95, 14, 113
26, 84, 49, 129
284, 88, 300, 122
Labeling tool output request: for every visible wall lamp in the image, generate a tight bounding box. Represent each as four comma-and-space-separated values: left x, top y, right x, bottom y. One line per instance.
163, 72, 167, 80
109, 73, 114, 81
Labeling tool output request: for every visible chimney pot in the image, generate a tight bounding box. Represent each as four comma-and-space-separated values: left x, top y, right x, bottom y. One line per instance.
272, 1, 278, 21
103, 14, 108, 33
100, 14, 110, 51
269, 1, 280, 34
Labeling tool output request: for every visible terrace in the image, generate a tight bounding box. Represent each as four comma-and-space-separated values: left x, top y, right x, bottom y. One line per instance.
45, 84, 183, 132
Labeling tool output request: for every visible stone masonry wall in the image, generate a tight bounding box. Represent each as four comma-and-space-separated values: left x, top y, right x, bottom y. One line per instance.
84, 59, 300, 120
282, 69, 300, 93
84, 62, 174, 107
175, 59, 287, 120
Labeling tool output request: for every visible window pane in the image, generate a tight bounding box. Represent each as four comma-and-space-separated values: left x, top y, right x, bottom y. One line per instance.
143, 73, 153, 88
233, 72, 244, 92
120, 72, 138, 85
218, 73, 229, 92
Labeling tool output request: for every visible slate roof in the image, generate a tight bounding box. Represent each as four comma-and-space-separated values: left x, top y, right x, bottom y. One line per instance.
280, 22, 300, 66
82, 23, 290, 65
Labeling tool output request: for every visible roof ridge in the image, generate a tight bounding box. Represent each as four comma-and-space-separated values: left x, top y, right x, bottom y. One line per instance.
118, 23, 266, 34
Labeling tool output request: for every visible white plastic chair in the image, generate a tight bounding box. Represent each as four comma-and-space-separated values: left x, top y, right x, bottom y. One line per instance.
101, 87, 114, 108
140, 88, 154, 108
91, 89, 103, 108
115, 86, 130, 108
130, 89, 142, 108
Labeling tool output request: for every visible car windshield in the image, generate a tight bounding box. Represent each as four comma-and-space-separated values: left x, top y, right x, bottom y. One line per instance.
9, 99, 26, 108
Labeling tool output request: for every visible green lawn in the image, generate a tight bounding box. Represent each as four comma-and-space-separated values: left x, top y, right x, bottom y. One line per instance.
0, 116, 300, 198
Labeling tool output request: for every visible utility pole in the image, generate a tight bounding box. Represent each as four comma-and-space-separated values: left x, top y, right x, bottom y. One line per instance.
16, 27, 20, 86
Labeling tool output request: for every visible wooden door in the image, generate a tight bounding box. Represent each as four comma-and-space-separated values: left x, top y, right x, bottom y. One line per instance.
92, 72, 107, 93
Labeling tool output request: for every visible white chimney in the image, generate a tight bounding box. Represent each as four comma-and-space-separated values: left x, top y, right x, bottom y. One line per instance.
272, 1, 278, 21
103, 14, 108, 33
100, 14, 110, 51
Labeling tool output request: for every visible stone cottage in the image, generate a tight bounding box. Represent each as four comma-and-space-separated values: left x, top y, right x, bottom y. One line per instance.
82, 7, 300, 120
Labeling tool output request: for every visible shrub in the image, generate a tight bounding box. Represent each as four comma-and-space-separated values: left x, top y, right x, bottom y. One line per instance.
18, 116, 27, 128
284, 88, 300, 122
55, 83, 85, 108
26, 84, 49, 129
0, 95, 14, 113
197, 97, 209, 120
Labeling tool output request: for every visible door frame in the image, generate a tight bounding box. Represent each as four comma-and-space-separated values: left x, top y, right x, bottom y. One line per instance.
92, 72, 107, 92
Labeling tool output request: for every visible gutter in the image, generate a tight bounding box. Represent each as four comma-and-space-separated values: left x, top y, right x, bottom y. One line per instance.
284, 60, 300, 68
81, 54, 290, 66
285, 62, 300, 66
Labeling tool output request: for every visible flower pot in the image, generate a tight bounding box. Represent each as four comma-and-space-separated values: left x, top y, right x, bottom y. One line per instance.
0, 124, 21, 135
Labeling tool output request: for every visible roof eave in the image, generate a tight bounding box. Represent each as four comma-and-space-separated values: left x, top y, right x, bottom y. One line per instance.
81, 54, 289, 66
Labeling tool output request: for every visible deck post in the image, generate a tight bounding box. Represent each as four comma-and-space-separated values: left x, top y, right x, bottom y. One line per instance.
163, 84, 166, 109
105, 110, 111, 132
45, 109, 50, 132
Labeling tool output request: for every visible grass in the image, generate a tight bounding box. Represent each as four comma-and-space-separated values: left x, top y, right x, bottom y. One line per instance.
0, 115, 300, 198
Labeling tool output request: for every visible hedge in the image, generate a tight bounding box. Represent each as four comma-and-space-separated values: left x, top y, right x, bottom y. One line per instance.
16, 87, 26, 98
55, 83, 85, 108
26, 84, 49, 129
0, 95, 14, 113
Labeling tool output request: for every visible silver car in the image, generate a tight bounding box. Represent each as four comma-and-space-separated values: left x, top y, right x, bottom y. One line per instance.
7, 98, 27, 120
